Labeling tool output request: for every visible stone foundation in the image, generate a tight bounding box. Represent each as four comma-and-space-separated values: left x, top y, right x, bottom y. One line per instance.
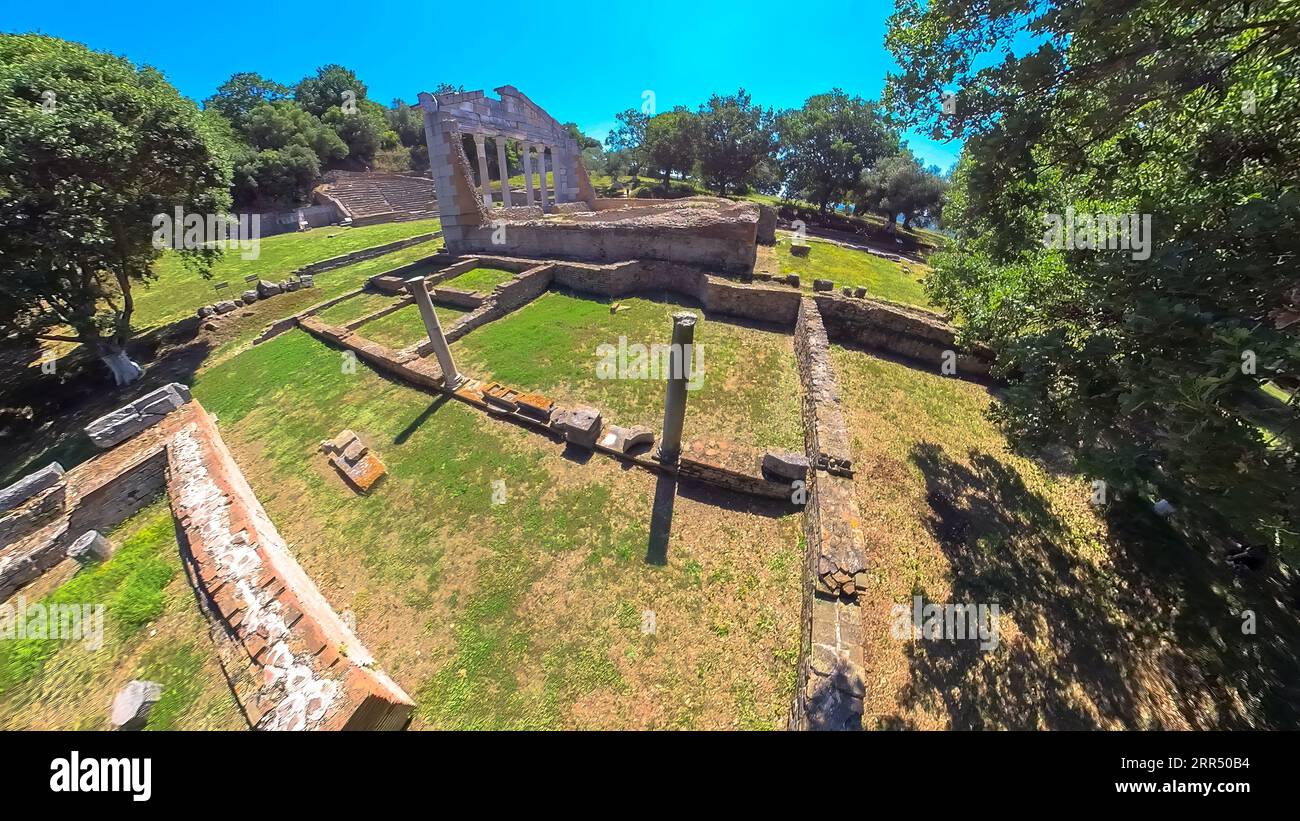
790, 298, 868, 730
814, 293, 994, 378
169, 406, 413, 730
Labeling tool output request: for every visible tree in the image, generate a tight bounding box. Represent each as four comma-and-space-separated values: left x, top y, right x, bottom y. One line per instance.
322, 98, 397, 167
563, 122, 601, 151
604, 108, 648, 156
695, 89, 778, 195
854, 152, 947, 228
294, 64, 367, 118
0, 34, 230, 385
203, 72, 289, 130
778, 89, 898, 213
641, 108, 699, 185
886, 0, 1300, 559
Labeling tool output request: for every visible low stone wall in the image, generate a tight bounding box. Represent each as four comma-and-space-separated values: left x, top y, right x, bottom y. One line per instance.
169, 405, 414, 730
300, 316, 447, 390
430, 287, 485, 309
295, 232, 440, 277
790, 298, 868, 731
346, 296, 413, 331
678, 457, 790, 501
814, 293, 994, 378
435, 263, 555, 347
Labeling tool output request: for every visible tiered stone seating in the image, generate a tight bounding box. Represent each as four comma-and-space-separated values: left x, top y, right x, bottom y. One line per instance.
316, 171, 439, 225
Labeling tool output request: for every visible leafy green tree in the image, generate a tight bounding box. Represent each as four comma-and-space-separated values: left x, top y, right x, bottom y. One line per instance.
778, 89, 898, 213
604, 108, 648, 154
886, 0, 1300, 558
0, 34, 230, 385
695, 89, 778, 195
322, 99, 397, 167
642, 108, 699, 185
293, 64, 367, 118
203, 72, 289, 130
854, 152, 947, 228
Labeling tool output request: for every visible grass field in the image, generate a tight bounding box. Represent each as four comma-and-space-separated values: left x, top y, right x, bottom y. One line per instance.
832, 347, 1300, 729
451, 292, 803, 452
190, 329, 803, 729
0, 499, 244, 730
133, 219, 441, 330
355, 303, 467, 349
442, 266, 517, 293
775, 236, 933, 310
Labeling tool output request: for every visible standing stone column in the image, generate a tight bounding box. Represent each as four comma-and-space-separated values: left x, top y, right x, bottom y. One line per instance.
473, 134, 492, 208
537, 145, 550, 213
657, 312, 698, 464
495, 136, 512, 207
404, 277, 462, 389
522, 142, 536, 207
553, 147, 566, 204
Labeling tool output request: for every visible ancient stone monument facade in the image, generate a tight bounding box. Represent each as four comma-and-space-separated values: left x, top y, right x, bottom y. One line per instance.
419, 87, 760, 272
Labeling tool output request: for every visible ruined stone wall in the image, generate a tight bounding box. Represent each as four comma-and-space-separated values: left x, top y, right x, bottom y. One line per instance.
791, 298, 868, 731
65, 448, 167, 539
169, 405, 414, 730
814, 293, 994, 378
453, 219, 757, 274
439, 263, 554, 345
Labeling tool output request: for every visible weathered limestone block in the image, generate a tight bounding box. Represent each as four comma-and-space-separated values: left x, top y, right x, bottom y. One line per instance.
599, 424, 655, 454
514, 391, 555, 423
762, 450, 809, 481
552, 406, 602, 448
320, 429, 387, 493
786, 274, 801, 288
197, 305, 215, 318
300, 274, 315, 287
241, 289, 259, 302
110, 680, 163, 730
813, 279, 833, 292
68, 530, 112, 564
0, 462, 64, 514
214, 300, 237, 314
790, 243, 810, 258
256, 279, 281, 297
853, 286, 866, 298
756, 204, 777, 245
84, 384, 192, 450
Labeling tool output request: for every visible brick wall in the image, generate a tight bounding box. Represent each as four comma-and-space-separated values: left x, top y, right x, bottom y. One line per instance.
168, 405, 414, 730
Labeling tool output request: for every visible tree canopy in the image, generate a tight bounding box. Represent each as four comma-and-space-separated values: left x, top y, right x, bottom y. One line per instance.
0, 34, 230, 384
778, 89, 899, 213
886, 0, 1300, 558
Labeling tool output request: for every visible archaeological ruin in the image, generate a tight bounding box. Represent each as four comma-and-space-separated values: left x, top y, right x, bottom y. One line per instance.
0, 86, 993, 732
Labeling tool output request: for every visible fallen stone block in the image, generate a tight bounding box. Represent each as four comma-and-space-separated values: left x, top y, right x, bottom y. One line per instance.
214, 300, 238, 314
786, 274, 801, 288
197, 305, 215, 318
300, 274, 315, 287
68, 530, 112, 564
84, 383, 191, 449
552, 406, 602, 448
0, 462, 64, 514
110, 680, 163, 731
854, 286, 867, 298
790, 244, 810, 258
514, 391, 555, 422
256, 279, 281, 298
841, 286, 853, 296
762, 450, 809, 481
321, 429, 387, 493
599, 424, 656, 454
813, 279, 833, 292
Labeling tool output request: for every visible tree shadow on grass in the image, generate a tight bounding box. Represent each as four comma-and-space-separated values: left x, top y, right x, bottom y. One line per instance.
890, 441, 1300, 729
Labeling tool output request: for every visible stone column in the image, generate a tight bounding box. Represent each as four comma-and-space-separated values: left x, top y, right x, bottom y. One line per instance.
537, 145, 550, 213
495, 136, 512, 207
522, 142, 536, 206
657, 311, 698, 464
404, 277, 462, 389
554, 147, 567, 204
473, 134, 492, 208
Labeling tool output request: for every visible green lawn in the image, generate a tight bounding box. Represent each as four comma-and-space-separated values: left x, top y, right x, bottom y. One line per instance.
0, 499, 244, 730
190, 329, 802, 728
355, 303, 467, 350
442, 266, 517, 293
134, 219, 441, 329
451, 292, 803, 452
315, 292, 403, 326
775, 235, 934, 310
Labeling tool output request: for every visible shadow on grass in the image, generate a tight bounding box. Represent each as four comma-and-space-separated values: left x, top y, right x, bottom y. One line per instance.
891, 441, 1300, 729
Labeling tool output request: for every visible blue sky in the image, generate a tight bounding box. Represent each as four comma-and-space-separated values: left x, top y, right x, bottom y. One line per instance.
4, 0, 963, 170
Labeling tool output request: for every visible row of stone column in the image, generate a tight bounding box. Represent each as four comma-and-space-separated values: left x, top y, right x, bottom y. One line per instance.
470, 134, 565, 212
